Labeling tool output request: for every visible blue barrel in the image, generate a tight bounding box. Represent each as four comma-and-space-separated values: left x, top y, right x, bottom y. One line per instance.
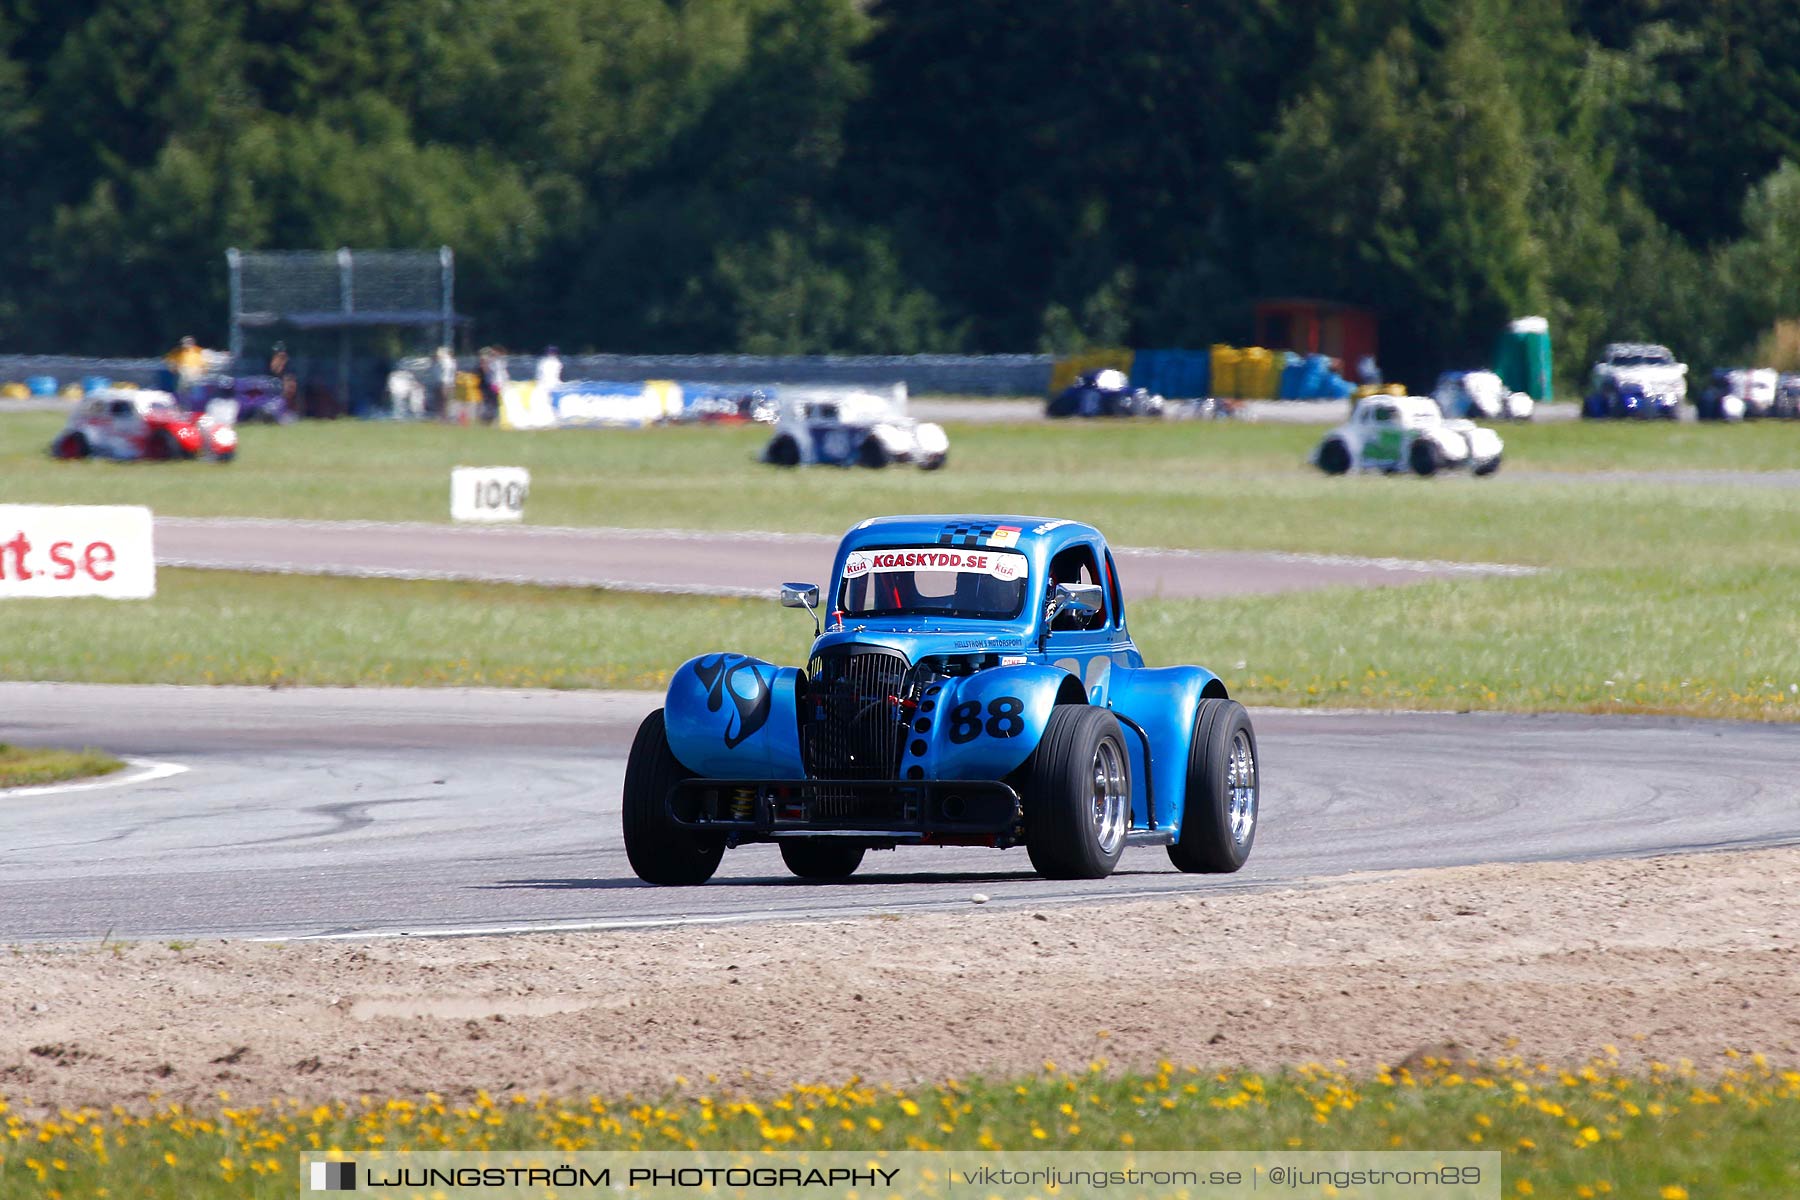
83, 375, 111, 393
26, 375, 57, 396
1131, 349, 1211, 398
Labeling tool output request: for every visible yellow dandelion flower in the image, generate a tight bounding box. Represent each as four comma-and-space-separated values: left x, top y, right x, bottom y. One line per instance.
1660, 1188, 1689, 1200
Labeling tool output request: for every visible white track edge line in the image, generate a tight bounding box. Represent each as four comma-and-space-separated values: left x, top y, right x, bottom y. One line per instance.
1, 757, 189, 799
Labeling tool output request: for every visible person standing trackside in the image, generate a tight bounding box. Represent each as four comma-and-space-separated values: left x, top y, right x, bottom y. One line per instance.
164, 335, 206, 392
268, 342, 299, 420
431, 346, 456, 419
535, 345, 563, 391
477, 346, 508, 425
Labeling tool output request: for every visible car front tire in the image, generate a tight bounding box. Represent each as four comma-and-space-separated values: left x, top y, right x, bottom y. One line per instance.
621, 709, 724, 886
52, 432, 89, 459
858, 436, 890, 469
146, 428, 183, 460
1023, 706, 1130, 880
1168, 698, 1258, 873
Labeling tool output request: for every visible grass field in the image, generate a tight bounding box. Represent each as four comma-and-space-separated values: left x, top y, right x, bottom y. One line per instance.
0, 743, 122, 789
2, 568, 1795, 720
4, 1056, 1793, 1198
4, 411, 1800, 567
2, 411, 1797, 719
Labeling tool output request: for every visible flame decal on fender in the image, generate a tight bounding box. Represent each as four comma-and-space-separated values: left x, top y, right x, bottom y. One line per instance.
693, 654, 773, 749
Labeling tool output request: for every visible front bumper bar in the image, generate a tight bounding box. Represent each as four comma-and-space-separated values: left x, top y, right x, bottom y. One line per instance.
667, 777, 1023, 841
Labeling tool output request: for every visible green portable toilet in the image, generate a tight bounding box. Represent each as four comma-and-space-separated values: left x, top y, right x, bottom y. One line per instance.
1494, 317, 1553, 402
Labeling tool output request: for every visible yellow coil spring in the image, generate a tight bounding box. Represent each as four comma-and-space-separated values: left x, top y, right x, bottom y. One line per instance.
730, 786, 756, 820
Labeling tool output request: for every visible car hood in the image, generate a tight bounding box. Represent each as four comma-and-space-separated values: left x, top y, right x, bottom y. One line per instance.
1604, 364, 1686, 390
810, 620, 1034, 661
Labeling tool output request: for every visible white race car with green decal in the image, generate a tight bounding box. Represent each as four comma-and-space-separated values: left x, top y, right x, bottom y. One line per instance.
1313, 395, 1503, 478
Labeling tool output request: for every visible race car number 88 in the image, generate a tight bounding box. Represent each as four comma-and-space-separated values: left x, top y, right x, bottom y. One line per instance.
948, 696, 1024, 743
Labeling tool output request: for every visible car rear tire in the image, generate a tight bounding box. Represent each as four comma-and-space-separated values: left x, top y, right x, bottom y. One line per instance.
1023, 706, 1130, 880
858, 436, 890, 469
766, 435, 800, 467
778, 839, 865, 880
622, 709, 724, 886
1167, 698, 1258, 874
1317, 439, 1351, 475
52, 432, 89, 459
1409, 439, 1442, 476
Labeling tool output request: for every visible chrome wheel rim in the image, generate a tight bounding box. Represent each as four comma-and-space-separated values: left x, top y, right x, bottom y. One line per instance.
1091, 737, 1128, 855
1227, 730, 1257, 846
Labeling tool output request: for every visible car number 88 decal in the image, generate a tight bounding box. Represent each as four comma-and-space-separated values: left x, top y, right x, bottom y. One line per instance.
947, 696, 1024, 743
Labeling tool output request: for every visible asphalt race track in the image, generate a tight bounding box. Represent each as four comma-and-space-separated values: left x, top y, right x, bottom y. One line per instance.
155, 516, 1533, 598
2, 683, 1795, 943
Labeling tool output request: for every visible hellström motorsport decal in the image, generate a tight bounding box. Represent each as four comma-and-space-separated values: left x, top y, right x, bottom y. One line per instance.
693, 654, 773, 749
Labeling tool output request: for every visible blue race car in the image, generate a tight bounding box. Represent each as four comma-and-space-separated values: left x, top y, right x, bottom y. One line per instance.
622, 515, 1259, 884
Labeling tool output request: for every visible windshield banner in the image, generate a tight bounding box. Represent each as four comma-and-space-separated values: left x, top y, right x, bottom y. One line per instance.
843, 549, 1025, 582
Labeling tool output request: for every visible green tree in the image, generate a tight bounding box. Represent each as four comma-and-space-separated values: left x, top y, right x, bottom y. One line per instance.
1241, 15, 1547, 382
845, 0, 1306, 350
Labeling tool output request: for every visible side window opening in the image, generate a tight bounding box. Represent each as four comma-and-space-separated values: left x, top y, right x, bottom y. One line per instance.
1046, 544, 1106, 632
1104, 550, 1126, 629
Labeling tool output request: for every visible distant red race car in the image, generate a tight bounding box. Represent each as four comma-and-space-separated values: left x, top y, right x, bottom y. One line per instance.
51, 389, 238, 463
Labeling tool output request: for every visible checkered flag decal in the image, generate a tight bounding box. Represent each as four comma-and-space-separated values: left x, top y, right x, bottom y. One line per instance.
310, 1161, 356, 1191
937, 521, 999, 547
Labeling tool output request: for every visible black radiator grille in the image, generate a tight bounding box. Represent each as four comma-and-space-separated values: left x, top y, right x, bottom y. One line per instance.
803, 648, 909, 819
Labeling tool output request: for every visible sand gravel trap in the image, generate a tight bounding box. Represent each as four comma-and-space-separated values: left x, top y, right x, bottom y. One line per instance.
3, 847, 1794, 1115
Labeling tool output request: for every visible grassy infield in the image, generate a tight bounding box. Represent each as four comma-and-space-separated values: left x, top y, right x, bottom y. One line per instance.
2, 409, 1797, 718
0, 743, 120, 789
3, 407, 1799, 1195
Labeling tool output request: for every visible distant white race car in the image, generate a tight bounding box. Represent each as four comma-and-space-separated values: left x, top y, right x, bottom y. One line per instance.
1432, 369, 1533, 421
1313, 395, 1502, 477
1586, 342, 1687, 418
761, 386, 948, 470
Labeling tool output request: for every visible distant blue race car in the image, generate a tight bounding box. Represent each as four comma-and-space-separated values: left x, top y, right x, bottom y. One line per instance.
622, 515, 1259, 884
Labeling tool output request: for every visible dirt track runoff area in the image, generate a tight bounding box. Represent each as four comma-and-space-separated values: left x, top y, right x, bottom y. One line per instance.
3, 846, 1794, 1114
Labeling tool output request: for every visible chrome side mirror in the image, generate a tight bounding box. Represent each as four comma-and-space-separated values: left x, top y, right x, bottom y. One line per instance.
780, 582, 821, 637
1045, 582, 1104, 626
779, 583, 819, 610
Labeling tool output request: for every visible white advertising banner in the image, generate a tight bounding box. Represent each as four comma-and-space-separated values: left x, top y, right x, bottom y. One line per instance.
451, 466, 530, 523
0, 504, 155, 599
